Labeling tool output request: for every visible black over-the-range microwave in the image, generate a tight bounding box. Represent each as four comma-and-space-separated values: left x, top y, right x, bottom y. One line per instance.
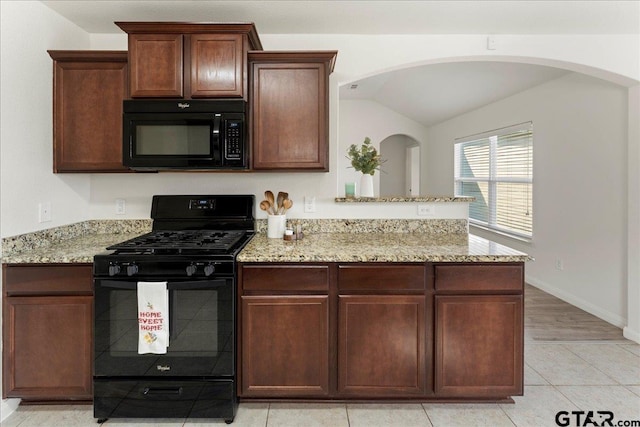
123, 99, 248, 170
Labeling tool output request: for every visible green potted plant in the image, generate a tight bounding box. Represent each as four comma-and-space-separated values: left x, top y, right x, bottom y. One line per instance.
347, 137, 384, 197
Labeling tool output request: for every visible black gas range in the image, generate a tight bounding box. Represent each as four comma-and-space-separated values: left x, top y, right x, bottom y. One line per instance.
93, 195, 255, 424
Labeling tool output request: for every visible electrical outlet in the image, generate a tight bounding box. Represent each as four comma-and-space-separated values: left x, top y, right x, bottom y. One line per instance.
487, 35, 497, 50
555, 259, 564, 271
417, 204, 435, 216
115, 199, 126, 215
304, 196, 316, 213
38, 202, 52, 223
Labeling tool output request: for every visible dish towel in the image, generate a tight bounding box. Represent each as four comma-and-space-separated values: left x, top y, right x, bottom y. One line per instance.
137, 281, 169, 354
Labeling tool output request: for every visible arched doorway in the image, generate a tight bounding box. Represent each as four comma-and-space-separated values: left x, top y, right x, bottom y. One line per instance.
379, 134, 420, 197
338, 57, 639, 344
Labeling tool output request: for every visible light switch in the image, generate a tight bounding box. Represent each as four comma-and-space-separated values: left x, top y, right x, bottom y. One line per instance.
304, 196, 316, 213
116, 199, 126, 215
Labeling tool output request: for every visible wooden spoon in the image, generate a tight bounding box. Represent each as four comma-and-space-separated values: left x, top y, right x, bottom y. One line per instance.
259, 200, 272, 213
264, 191, 276, 214
265, 190, 275, 205
276, 192, 285, 213
281, 198, 293, 213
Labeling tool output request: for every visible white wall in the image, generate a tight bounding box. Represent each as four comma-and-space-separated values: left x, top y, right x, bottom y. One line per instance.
0, 1, 92, 238
426, 72, 629, 327
627, 85, 640, 342
338, 100, 429, 199
0, 0, 93, 417
1, 25, 638, 234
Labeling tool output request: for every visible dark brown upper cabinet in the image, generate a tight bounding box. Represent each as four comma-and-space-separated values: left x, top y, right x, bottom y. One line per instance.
48, 50, 130, 173
249, 51, 337, 171
116, 22, 262, 99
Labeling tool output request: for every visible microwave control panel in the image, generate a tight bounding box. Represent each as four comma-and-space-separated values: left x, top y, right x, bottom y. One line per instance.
224, 120, 243, 160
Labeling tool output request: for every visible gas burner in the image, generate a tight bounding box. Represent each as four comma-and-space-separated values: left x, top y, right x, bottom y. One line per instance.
107, 230, 247, 254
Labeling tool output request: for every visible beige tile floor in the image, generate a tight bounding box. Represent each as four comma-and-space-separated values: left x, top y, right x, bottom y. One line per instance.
2, 286, 639, 427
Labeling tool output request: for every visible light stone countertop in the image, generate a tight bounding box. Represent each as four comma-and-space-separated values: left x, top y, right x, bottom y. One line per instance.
1, 219, 529, 264
1, 232, 148, 264
1, 220, 152, 264
237, 232, 529, 263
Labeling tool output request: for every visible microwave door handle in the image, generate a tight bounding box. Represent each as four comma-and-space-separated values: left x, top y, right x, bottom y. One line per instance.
212, 114, 222, 162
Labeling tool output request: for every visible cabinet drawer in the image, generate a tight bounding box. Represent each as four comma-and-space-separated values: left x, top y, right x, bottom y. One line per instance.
434, 264, 523, 292
242, 265, 329, 292
3, 264, 93, 296
338, 265, 425, 291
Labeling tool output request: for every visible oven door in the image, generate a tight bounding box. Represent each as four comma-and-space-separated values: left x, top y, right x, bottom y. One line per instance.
94, 278, 234, 378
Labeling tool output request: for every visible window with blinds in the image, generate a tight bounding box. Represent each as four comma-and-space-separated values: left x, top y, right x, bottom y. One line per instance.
454, 122, 533, 239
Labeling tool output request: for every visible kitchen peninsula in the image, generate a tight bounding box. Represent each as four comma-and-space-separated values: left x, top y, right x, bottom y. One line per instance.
237, 219, 528, 403
3, 215, 528, 404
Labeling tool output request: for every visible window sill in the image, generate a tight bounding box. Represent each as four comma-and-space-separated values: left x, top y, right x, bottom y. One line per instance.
469, 223, 532, 244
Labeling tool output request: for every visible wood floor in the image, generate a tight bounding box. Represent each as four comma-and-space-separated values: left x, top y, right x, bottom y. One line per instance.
524, 283, 625, 341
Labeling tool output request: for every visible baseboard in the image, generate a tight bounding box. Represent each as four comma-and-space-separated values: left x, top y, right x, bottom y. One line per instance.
623, 326, 640, 344
1, 398, 20, 422
525, 275, 626, 329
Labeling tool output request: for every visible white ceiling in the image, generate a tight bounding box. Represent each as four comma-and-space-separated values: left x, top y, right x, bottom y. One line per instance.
40, 0, 637, 127
42, 1, 639, 35
340, 62, 570, 126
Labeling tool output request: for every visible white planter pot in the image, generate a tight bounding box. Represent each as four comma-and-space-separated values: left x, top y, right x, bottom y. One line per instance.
360, 173, 374, 197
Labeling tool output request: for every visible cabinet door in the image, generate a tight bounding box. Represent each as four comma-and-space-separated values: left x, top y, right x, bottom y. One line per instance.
129, 34, 183, 97
251, 59, 330, 170
50, 51, 129, 172
338, 295, 426, 396
189, 34, 244, 98
3, 295, 93, 400
241, 295, 329, 397
435, 295, 523, 398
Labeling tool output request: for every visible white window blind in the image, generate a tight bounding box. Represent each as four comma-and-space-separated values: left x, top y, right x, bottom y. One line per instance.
454, 122, 533, 239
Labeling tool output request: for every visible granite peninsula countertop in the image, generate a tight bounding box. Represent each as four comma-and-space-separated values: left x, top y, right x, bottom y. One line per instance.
2, 219, 529, 264
237, 232, 529, 263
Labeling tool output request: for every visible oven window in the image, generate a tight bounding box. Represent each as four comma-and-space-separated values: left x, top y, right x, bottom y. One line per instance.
95, 283, 233, 377
136, 125, 211, 155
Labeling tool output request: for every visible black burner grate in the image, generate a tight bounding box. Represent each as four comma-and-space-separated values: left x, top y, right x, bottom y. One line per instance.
107, 230, 246, 254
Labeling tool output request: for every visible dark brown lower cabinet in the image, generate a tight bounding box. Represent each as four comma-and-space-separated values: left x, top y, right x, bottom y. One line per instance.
238, 261, 524, 402
241, 295, 329, 397
434, 295, 523, 398
2, 264, 93, 401
338, 295, 425, 396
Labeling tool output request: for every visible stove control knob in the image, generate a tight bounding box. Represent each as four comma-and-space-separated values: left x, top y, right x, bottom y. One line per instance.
126, 264, 139, 276
186, 264, 197, 277
204, 264, 215, 276
108, 264, 121, 276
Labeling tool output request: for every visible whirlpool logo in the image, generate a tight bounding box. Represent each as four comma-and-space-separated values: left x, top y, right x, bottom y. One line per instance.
555, 410, 640, 427
156, 365, 171, 372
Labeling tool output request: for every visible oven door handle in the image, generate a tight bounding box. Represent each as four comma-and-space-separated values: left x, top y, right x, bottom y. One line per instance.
168, 280, 228, 290
98, 279, 229, 290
